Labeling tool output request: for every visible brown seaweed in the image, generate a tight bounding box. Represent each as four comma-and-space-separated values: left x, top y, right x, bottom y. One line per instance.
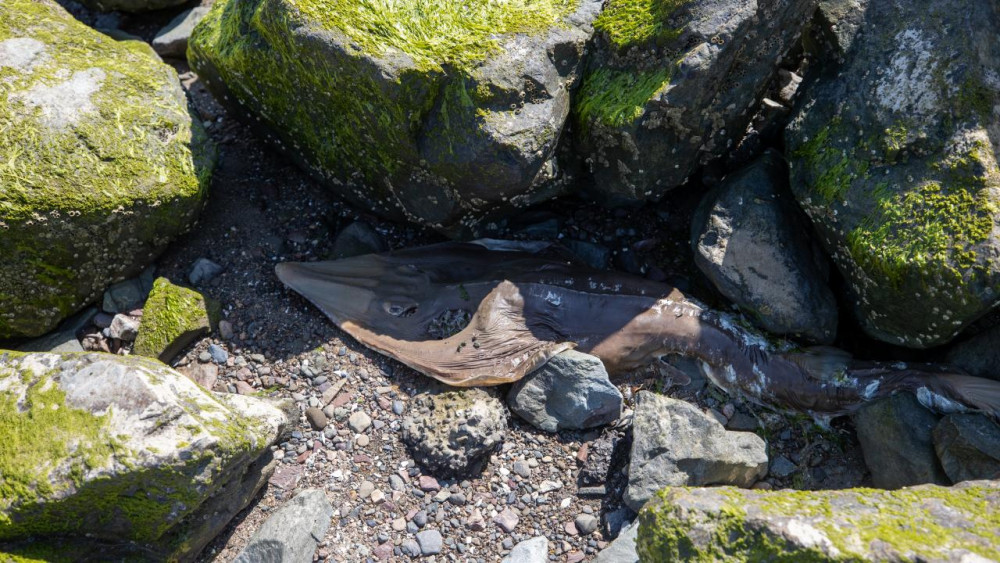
276, 240, 1000, 420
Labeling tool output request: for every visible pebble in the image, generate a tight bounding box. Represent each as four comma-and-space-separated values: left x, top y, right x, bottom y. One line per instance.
413, 510, 428, 528
494, 508, 519, 533
207, 343, 228, 364
401, 539, 421, 557
370, 489, 385, 504
416, 530, 443, 555
219, 320, 234, 340
305, 407, 327, 430
575, 514, 599, 535
419, 475, 441, 491
356, 434, 370, 447
358, 480, 375, 498
348, 411, 372, 433
392, 400, 405, 415
512, 460, 531, 478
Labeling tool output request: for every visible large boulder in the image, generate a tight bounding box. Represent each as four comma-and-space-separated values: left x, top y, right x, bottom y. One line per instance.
637, 481, 1000, 561
571, 0, 816, 203
691, 150, 838, 343
0, 0, 215, 339
624, 391, 768, 511
0, 351, 287, 560
786, 0, 1000, 348
188, 0, 601, 235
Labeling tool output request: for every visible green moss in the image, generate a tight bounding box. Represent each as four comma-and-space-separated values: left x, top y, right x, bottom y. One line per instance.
593, 0, 688, 50
0, 0, 214, 338
133, 278, 220, 361
288, 0, 576, 72
574, 66, 672, 129
791, 119, 868, 204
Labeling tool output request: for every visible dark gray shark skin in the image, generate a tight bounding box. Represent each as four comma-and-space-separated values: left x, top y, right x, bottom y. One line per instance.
275, 240, 1000, 420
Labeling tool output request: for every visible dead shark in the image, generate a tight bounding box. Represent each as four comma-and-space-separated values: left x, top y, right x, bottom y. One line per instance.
275, 240, 1000, 420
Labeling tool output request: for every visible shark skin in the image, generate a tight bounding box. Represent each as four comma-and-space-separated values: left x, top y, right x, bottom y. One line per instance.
275, 240, 1000, 421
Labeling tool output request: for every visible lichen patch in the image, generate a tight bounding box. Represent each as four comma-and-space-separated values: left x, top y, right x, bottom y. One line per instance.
875, 29, 941, 117
0, 38, 47, 73
10, 68, 105, 130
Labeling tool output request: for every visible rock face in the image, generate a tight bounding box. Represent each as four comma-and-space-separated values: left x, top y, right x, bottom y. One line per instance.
637, 482, 1000, 561
77, 0, 190, 13
624, 392, 767, 511
0, 351, 287, 560
133, 278, 220, 363
152, 7, 211, 58
786, 0, 1000, 348
691, 150, 837, 343
852, 393, 949, 488
571, 0, 816, 203
946, 324, 1000, 381
233, 489, 334, 563
401, 388, 507, 478
189, 0, 601, 235
933, 414, 1000, 483
507, 351, 622, 432
0, 0, 214, 339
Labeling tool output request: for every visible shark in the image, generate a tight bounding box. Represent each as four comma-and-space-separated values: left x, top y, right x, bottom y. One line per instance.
275, 240, 1000, 421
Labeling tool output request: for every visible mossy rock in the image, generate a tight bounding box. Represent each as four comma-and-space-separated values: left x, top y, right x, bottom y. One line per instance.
638, 481, 1000, 561
570, 0, 815, 203
187, 0, 600, 236
786, 0, 1000, 348
0, 0, 216, 339
133, 277, 221, 363
0, 351, 287, 560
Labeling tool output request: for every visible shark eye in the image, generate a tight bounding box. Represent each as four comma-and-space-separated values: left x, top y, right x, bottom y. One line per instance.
383, 298, 418, 317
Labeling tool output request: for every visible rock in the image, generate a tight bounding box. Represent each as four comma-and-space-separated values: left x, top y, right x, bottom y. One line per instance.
152, 7, 210, 59
572, 0, 815, 204
108, 314, 140, 341
401, 388, 507, 478
852, 393, 949, 488
218, 320, 235, 340
574, 514, 599, 536
946, 324, 1000, 381
233, 489, 334, 563
578, 429, 629, 486
17, 306, 97, 353
188, 257, 224, 286
768, 455, 797, 479
624, 392, 768, 511
188, 0, 602, 235
348, 411, 372, 433
133, 278, 220, 363
691, 150, 837, 343
933, 414, 1000, 483
563, 240, 611, 270
207, 343, 228, 364
786, 0, 1000, 348
501, 536, 548, 563
594, 521, 638, 563
507, 351, 622, 432
102, 267, 156, 314
415, 529, 443, 556
77, 0, 189, 13
0, 0, 214, 339
305, 407, 328, 430
178, 362, 219, 390
0, 351, 287, 560
401, 539, 421, 557
332, 222, 387, 259
358, 481, 375, 498
494, 508, 519, 533
637, 481, 1000, 561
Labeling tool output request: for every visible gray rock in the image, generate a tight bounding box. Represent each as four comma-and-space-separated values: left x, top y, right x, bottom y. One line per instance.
401, 539, 421, 557
102, 266, 155, 314
691, 150, 837, 343
852, 393, 949, 488
108, 313, 140, 341
572, 0, 816, 203
501, 536, 548, 563
208, 343, 228, 364
563, 240, 611, 270
574, 514, 599, 535
348, 410, 372, 433
415, 529, 443, 555
507, 351, 622, 432
494, 507, 519, 533
636, 481, 1000, 561
305, 407, 328, 430
401, 388, 507, 478
18, 306, 97, 353
624, 391, 768, 511
768, 455, 797, 479
0, 351, 287, 560
188, 257, 224, 286
233, 489, 334, 563
189, 0, 603, 235
786, 0, 1000, 348
594, 521, 637, 563
946, 325, 1000, 381
933, 414, 1000, 483
332, 221, 387, 259
152, 7, 210, 59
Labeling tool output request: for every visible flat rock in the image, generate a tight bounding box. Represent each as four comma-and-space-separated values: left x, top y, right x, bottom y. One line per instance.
852, 393, 949, 488
624, 391, 768, 511
501, 536, 548, 563
637, 482, 1000, 561
933, 414, 1000, 483
233, 489, 334, 563
507, 350, 622, 432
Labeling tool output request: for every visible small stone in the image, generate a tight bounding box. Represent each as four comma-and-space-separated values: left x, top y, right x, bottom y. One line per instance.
575, 514, 599, 535
389, 475, 405, 491
188, 257, 224, 285
412, 510, 428, 528
348, 411, 372, 433
305, 407, 327, 430
512, 460, 531, 478
419, 475, 441, 492
208, 343, 228, 364
356, 434, 370, 447
358, 480, 375, 498
416, 530, 443, 555
494, 508, 519, 533
219, 320, 234, 340
770, 455, 797, 478
401, 539, 421, 557
538, 480, 562, 493
370, 489, 385, 504
392, 517, 406, 531
108, 314, 140, 341
501, 536, 548, 563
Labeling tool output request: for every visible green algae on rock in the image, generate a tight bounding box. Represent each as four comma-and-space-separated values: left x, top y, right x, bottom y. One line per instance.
0, 0, 215, 340
786, 0, 1000, 348
188, 0, 600, 235
571, 0, 816, 203
133, 277, 220, 363
637, 481, 1000, 561
0, 351, 287, 560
